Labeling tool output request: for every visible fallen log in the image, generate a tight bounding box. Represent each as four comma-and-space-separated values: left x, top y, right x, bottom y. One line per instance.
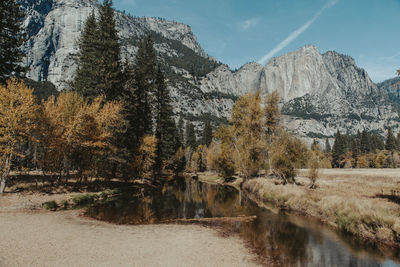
163, 215, 257, 224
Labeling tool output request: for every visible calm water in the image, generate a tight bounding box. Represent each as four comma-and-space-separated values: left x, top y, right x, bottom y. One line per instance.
87, 178, 400, 266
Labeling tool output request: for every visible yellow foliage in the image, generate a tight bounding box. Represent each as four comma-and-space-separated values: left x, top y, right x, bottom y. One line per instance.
0, 79, 38, 192
39, 92, 125, 177
230, 92, 266, 178
0, 79, 38, 157
133, 135, 157, 179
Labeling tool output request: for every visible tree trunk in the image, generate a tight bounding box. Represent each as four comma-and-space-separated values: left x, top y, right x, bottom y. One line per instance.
1, 154, 12, 194
0, 177, 6, 194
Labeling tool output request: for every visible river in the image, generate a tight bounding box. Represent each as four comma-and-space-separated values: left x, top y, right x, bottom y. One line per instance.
87, 177, 400, 266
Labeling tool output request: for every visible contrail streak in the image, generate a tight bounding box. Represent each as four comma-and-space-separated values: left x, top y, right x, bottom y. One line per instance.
258, 0, 338, 65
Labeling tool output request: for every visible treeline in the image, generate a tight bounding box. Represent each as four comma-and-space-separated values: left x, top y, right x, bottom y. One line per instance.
325, 128, 400, 168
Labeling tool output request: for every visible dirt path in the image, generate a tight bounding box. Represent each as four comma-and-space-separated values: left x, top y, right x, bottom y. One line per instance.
0, 194, 259, 267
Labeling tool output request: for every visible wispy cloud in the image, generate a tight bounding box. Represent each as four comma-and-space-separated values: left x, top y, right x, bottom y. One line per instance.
239, 18, 261, 31
258, 0, 338, 65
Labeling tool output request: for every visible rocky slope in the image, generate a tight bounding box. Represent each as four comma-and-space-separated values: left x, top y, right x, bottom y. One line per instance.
19, 0, 400, 144
19, 0, 233, 130
199, 45, 400, 144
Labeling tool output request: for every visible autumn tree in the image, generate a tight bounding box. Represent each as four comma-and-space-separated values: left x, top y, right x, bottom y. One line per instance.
0, 79, 38, 193
308, 150, 319, 189
230, 91, 265, 178
133, 135, 157, 180
264, 91, 281, 172
39, 92, 125, 182
213, 126, 235, 179
270, 131, 308, 184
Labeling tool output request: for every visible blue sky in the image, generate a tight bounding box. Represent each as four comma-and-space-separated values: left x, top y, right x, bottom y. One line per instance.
113, 0, 400, 82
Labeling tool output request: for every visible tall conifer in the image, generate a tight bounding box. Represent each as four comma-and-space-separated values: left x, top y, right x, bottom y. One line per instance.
201, 119, 213, 146
154, 67, 177, 175
186, 122, 196, 149
97, 0, 123, 101
131, 36, 157, 143
0, 0, 26, 82
385, 128, 397, 151
73, 11, 99, 99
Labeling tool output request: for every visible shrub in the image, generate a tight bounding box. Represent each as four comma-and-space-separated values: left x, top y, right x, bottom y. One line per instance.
60, 200, 69, 209
42, 200, 58, 211
72, 194, 98, 207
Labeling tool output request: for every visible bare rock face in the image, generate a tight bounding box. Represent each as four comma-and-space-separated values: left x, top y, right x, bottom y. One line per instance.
19, 0, 400, 143
198, 45, 400, 144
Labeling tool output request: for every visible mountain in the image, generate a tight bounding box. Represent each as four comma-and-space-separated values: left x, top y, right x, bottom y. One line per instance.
377, 77, 400, 101
198, 45, 400, 143
19, 0, 400, 144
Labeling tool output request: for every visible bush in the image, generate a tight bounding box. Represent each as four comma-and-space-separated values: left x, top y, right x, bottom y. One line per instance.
60, 200, 69, 209
72, 194, 98, 207
42, 200, 58, 211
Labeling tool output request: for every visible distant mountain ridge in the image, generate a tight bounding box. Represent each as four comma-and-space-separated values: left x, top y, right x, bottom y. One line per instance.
19, 0, 400, 144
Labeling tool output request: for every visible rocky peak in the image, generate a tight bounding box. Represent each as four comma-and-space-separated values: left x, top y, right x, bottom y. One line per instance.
19, 0, 208, 87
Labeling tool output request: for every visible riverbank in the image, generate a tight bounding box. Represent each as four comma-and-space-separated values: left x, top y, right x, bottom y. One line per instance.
0, 192, 259, 267
242, 169, 400, 249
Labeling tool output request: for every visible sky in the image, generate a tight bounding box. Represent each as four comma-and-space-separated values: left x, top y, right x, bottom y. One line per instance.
113, 0, 400, 82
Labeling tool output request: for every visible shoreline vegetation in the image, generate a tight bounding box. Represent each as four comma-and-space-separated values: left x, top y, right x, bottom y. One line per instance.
199, 169, 400, 250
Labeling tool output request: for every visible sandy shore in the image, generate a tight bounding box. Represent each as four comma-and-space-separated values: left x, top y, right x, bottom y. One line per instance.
0, 194, 259, 267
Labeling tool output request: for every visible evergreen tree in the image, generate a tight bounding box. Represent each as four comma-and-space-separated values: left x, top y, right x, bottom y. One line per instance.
397, 132, 400, 150
360, 129, 370, 154
154, 67, 177, 175
385, 128, 397, 151
332, 130, 345, 167
96, 0, 123, 101
185, 122, 196, 149
177, 116, 184, 147
72, 11, 99, 99
201, 119, 213, 146
0, 0, 26, 82
324, 138, 331, 153
132, 36, 157, 140
73, 1, 123, 101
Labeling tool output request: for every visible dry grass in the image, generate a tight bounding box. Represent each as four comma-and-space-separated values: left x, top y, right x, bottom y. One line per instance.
243, 169, 400, 247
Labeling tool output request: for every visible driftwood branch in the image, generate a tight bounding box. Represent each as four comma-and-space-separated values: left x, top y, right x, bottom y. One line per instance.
163, 215, 257, 224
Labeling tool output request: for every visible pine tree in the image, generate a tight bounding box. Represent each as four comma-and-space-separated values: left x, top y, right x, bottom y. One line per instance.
201, 119, 213, 146
96, 0, 123, 101
131, 36, 157, 142
177, 116, 184, 147
72, 11, 99, 99
360, 129, 370, 154
185, 122, 196, 149
154, 67, 177, 176
324, 138, 331, 153
0, 0, 26, 82
73, 1, 123, 101
385, 128, 397, 151
332, 130, 345, 167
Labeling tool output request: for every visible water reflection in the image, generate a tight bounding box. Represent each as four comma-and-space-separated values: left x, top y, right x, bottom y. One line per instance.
87, 178, 400, 267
